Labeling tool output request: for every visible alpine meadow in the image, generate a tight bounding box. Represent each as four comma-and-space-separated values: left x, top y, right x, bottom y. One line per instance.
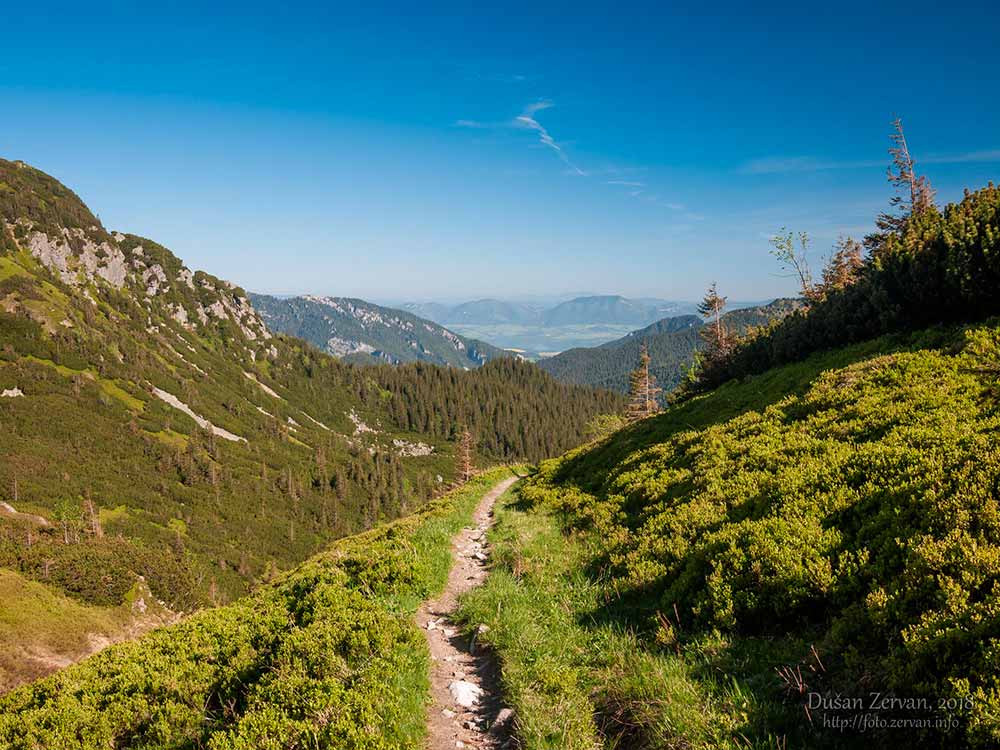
2, 4, 999, 749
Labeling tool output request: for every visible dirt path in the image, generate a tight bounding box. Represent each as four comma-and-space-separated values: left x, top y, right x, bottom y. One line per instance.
419, 476, 518, 750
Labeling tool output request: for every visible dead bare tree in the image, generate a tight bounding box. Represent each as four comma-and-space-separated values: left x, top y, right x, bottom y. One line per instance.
770, 230, 818, 303
84, 489, 103, 539
886, 117, 936, 222
870, 117, 936, 249
456, 428, 475, 483
818, 236, 864, 296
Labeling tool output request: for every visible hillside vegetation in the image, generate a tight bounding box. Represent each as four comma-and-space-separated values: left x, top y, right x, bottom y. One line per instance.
0, 469, 515, 749
696, 183, 1000, 390
467, 323, 1000, 748
364, 358, 625, 460
0, 156, 451, 612
0, 157, 616, 681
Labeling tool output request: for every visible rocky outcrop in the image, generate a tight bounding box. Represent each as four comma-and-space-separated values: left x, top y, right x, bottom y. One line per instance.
393, 438, 433, 457
10, 220, 273, 354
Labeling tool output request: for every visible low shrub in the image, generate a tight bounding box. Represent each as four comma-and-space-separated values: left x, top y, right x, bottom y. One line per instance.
521, 323, 1000, 747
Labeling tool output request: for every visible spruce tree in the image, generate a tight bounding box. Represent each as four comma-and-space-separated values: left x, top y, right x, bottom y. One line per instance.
697, 282, 729, 360
626, 343, 661, 421
869, 117, 936, 250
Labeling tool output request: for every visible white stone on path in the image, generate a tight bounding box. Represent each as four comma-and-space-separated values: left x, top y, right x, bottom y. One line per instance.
449, 680, 483, 708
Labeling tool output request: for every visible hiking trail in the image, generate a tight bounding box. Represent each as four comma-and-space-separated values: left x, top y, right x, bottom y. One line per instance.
419, 476, 518, 749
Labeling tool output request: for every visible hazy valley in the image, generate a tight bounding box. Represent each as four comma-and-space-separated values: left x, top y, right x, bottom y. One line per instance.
396, 295, 760, 354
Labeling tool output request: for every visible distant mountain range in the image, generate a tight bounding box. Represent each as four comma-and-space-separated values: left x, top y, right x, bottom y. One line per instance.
250, 294, 507, 368
441, 299, 542, 326
537, 299, 802, 393
249, 293, 791, 379
395, 295, 772, 354
401, 295, 695, 328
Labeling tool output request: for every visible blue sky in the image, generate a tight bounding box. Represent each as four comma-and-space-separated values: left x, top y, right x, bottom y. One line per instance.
2, 1, 998, 301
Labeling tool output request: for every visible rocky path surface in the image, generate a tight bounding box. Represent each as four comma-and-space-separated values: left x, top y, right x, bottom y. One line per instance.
419, 476, 518, 750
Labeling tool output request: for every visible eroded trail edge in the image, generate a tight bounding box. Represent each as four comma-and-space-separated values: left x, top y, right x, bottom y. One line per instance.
420, 475, 518, 750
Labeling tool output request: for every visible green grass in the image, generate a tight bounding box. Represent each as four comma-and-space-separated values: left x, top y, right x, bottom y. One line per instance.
23, 354, 145, 411
458, 490, 783, 750
0, 467, 518, 749
0, 255, 28, 282
97, 504, 130, 526
147, 427, 189, 449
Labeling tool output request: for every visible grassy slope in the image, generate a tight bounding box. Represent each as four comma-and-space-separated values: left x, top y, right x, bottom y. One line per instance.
0, 570, 130, 693
461, 322, 1000, 749
0, 468, 516, 749
0, 229, 459, 611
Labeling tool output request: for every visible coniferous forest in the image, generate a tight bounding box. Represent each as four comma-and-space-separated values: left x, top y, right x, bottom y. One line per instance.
357, 357, 625, 461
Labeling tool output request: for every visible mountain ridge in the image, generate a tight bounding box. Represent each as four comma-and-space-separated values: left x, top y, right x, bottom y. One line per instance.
250, 293, 508, 368
401, 294, 695, 328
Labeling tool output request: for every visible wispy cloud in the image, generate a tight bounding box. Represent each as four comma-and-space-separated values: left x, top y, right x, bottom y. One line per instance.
522, 100, 555, 116
513, 100, 587, 176
465, 71, 530, 84
740, 149, 1000, 175
922, 149, 1000, 164
739, 156, 881, 175
454, 100, 691, 216
607, 180, 687, 211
